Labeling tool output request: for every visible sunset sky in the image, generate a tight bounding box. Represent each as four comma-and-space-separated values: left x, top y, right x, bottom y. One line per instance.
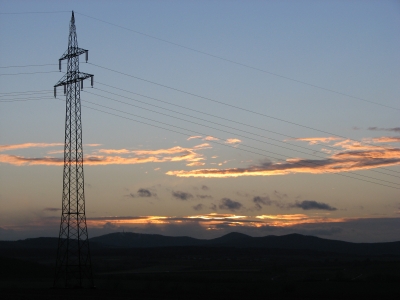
1, 1, 399, 242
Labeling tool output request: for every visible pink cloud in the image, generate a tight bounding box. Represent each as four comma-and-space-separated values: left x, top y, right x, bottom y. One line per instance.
293, 137, 342, 145
166, 147, 400, 178
0, 143, 63, 152
0, 144, 210, 167
225, 138, 241, 144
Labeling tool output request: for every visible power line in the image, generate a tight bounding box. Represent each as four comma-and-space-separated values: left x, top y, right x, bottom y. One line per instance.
0, 61, 86, 69
0, 89, 53, 96
2, 83, 399, 177
89, 63, 400, 154
92, 86, 329, 155
0, 96, 54, 103
94, 82, 400, 178
87, 87, 400, 180
54, 97, 400, 190
0, 92, 51, 100
2, 11, 398, 111
0, 63, 58, 69
75, 11, 399, 112
0, 11, 70, 15
3, 86, 398, 179
83, 88, 400, 186
0, 71, 59, 76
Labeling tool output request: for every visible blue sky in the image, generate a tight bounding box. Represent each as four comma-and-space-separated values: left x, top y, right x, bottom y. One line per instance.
0, 0, 399, 242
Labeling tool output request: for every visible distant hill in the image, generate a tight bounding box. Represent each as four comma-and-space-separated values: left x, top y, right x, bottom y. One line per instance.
0, 237, 104, 250
0, 237, 59, 249
90, 232, 204, 248
90, 232, 400, 256
1, 232, 399, 256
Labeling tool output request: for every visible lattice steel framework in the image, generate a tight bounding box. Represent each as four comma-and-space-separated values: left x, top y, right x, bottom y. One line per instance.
53, 11, 94, 288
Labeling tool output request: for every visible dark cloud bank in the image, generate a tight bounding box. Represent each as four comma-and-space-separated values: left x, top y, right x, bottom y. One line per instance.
219, 198, 243, 211
368, 127, 400, 132
128, 188, 157, 198
252, 196, 337, 211
290, 200, 337, 211
172, 191, 193, 200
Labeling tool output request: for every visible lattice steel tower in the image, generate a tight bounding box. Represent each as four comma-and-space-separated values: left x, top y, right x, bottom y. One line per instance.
53, 11, 94, 288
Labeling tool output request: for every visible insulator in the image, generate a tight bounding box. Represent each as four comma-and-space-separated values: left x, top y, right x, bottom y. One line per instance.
85, 50, 88, 62
81, 80, 84, 90
59, 60, 62, 71
54, 87, 56, 98
64, 84, 66, 94
91, 75, 93, 87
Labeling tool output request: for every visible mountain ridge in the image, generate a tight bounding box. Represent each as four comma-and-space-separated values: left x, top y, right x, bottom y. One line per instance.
1, 232, 399, 256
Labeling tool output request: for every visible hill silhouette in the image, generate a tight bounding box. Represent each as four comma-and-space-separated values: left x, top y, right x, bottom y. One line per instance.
89, 232, 400, 255
1, 232, 399, 256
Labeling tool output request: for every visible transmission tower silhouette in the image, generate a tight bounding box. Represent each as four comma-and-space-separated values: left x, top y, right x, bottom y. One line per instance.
53, 11, 94, 288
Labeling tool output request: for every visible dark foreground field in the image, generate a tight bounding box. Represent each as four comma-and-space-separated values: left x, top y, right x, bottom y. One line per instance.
1, 234, 400, 299
1, 249, 400, 299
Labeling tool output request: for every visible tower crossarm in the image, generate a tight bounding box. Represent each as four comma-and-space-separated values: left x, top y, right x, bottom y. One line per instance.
54, 72, 93, 87
60, 48, 88, 61
54, 72, 93, 97
59, 48, 88, 71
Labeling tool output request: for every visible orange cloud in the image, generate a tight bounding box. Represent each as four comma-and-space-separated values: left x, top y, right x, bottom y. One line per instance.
98, 149, 131, 154
187, 213, 246, 220
187, 135, 202, 140
0, 155, 64, 166
333, 139, 380, 151
293, 137, 342, 145
0, 143, 63, 152
0, 144, 210, 167
371, 136, 400, 143
256, 214, 309, 220
204, 136, 219, 141
225, 138, 241, 144
255, 214, 346, 227
83, 213, 352, 229
166, 147, 400, 178
187, 162, 206, 167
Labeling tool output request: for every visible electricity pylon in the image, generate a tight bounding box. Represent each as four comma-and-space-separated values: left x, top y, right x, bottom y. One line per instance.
53, 11, 94, 288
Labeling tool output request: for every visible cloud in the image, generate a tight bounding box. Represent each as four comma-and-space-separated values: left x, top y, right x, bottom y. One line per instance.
187, 135, 202, 140
43, 207, 61, 212
0, 143, 63, 152
137, 188, 154, 198
187, 162, 206, 167
127, 188, 157, 198
204, 136, 219, 141
197, 194, 213, 199
292, 137, 342, 145
273, 190, 288, 199
97, 149, 131, 154
371, 136, 400, 143
289, 200, 337, 211
225, 138, 241, 144
201, 185, 209, 190
172, 191, 193, 200
368, 127, 400, 133
0, 144, 209, 167
192, 204, 204, 211
253, 196, 273, 210
0, 155, 65, 166
4, 213, 400, 243
219, 198, 243, 211
166, 147, 400, 177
